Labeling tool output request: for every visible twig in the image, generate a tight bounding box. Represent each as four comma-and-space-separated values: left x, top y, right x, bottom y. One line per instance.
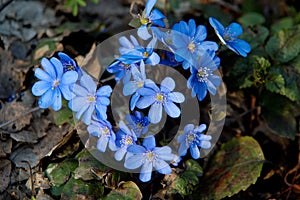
0, 0, 14, 13
0, 106, 40, 129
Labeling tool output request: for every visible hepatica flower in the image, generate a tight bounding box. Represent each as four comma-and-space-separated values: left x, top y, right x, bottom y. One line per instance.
107, 61, 139, 84
87, 116, 117, 152
209, 17, 251, 57
57, 52, 81, 73
68, 74, 112, 125
136, 0, 166, 40
188, 51, 221, 101
136, 77, 185, 124
32, 57, 78, 111
114, 121, 137, 161
178, 124, 212, 159
125, 111, 149, 137
171, 19, 218, 69
125, 135, 175, 182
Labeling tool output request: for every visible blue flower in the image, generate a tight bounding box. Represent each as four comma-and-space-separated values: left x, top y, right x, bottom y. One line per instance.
68, 74, 112, 125
87, 116, 117, 152
57, 52, 81, 73
177, 124, 212, 159
136, 77, 185, 124
114, 121, 137, 161
125, 111, 149, 137
137, 0, 166, 40
118, 35, 141, 55
125, 135, 175, 182
187, 51, 221, 101
209, 17, 251, 57
32, 57, 78, 111
118, 38, 160, 66
107, 61, 139, 84
171, 19, 218, 70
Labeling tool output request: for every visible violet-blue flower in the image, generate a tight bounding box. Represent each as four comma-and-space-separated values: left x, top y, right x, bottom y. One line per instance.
125, 111, 149, 137
171, 19, 218, 69
177, 124, 212, 159
68, 73, 112, 125
57, 52, 81, 73
187, 51, 221, 101
209, 17, 251, 57
114, 121, 137, 161
32, 57, 78, 111
137, 0, 166, 40
107, 61, 139, 84
87, 116, 117, 152
125, 135, 175, 182
136, 77, 185, 124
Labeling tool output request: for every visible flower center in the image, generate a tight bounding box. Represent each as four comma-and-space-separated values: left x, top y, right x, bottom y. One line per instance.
125, 137, 133, 145
156, 93, 165, 102
188, 42, 196, 52
186, 131, 196, 144
88, 95, 96, 102
145, 151, 156, 161
137, 81, 144, 88
143, 51, 149, 58
197, 67, 210, 82
102, 127, 110, 135
140, 18, 149, 25
52, 79, 60, 90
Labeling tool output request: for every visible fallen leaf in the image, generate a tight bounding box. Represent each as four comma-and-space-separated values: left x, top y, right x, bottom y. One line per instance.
0, 159, 11, 192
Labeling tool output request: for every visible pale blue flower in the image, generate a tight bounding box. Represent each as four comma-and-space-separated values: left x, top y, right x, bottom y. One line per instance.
68, 74, 112, 125
125, 111, 149, 137
209, 17, 251, 57
114, 121, 137, 161
178, 124, 212, 159
125, 135, 175, 182
32, 57, 78, 111
87, 116, 117, 152
136, 77, 185, 124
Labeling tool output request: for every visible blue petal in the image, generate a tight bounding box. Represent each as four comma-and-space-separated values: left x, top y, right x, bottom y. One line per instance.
190, 144, 200, 159
138, 26, 152, 40
38, 88, 53, 109
184, 124, 194, 133
61, 71, 78, 85
97, 136, 108, 152
207, 80, 217, 95
96, 96, 110, 106
41, 58, 56, 78
122, 71, 132, 84
199, 140, 211, 149
95, 105, 107, 120
96, 85, 112, 97
109, 139, 118, 151
227, 22, 243, 37
200, 41, 219, 52
59, 84, 73, 100
82, 104, 94, 125
230, 39, 251, 57
119, 36, 134, 51
168, 92, 185, 103
146, 52, 160, 65
188, 19, 196, 37
114, 148, 127, 161
80, 74, 97, 93
155, 160, 171, 174
178, 142, 189, 156
127, 144, 146, 154
139, 172, 152, 182
142, 135, 156, 150
68, 97, 87, 111
161, 77, 175, 91
32, 81, 51, 96
119, 121, 131, 135
150, 9, 165, 22
50, 57, 64, 79
34, 68, 52, 82
58, 52, 76, 66
140, 162, 153, 182
164, 101, 180, 118
123, 81, 138, 96
145, 0, 156, 16
209, 17, 225, 37
130, 93, 140, 111
195, 25, 207, 42
136, 96, 155, 109
124, 154, 144, 169
177, 133, 186, 143
155, 146, 173, 161
210, 74, 221, 86
149, 103, 162, 124
52, 88, 62, 111
195, 124, 206, 133
74, 103, 89, 120
70, 84, 89, 96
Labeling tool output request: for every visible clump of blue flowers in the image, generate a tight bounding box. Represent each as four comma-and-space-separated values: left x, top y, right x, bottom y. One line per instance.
31, 0, 251, 183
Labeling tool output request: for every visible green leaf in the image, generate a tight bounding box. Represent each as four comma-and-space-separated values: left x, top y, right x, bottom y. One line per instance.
241, 25, 269, 50
45, 159, 78, 196
104, 181, 142, 200
74, 149, 110, 181
266, 26, 300, 63
53, 99, 74, 126
200, 136, 264, 200
271, 17, 294, 34
72, 4, 78, 16
238, 12, 265, 27
128, 18, 141, 28
77, 0, 87, 7
156, 160, 203, 198
265, 69, 285, 94
262, 92, 300, 139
